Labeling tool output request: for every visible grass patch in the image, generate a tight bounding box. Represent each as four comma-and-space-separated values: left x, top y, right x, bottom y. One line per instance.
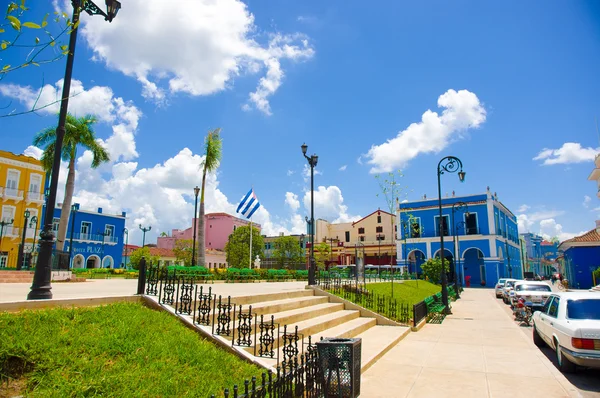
365, 280, 441, 306
0, 302, 260, 397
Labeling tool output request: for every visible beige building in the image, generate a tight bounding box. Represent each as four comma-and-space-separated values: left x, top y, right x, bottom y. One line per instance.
313, 210, 397, 266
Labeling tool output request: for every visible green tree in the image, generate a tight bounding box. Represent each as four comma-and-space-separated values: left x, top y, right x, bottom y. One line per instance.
272, 235, 304, 269
1, 1, 73, 81
173, 239, 193, 266
129, 247, 160, 270
314, 241, 331, 270
198, 128, 222, 267
420, 258, 449, 285
34, 113, 110, 251
224, 225, 263, 268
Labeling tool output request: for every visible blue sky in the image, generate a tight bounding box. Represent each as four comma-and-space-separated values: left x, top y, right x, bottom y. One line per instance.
2, 0, 600, 244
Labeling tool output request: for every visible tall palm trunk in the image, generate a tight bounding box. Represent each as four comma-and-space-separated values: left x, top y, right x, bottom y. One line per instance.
197, 166, 208, 267
57, 155, 76, 251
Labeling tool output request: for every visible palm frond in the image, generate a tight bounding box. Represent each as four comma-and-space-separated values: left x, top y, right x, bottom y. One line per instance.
202, 128, 222, 172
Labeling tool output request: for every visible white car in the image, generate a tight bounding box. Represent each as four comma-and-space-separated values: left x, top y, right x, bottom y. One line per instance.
532, 292, 600, 372
501, 279, 519, 304
510, 281, 552, 309
495, 278, 507, 298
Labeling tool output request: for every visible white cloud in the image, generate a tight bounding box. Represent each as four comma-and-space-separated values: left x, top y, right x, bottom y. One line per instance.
302, 164, 323, 183
339, 165, 347, 171
303, 186, 360, 223
364, 89, 486, 173
533, 143, 598, 165
517, 204, 530, 213
1, 79, 141, 162
74, 0, 314, 114
286, 170, 295, 176
538, 219, 586, 242
583, 195, 592, 208
285, 192, 300, 212
23, 146, 43, 160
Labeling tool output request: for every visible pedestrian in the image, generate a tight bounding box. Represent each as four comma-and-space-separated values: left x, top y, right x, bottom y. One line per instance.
551, 274, 556, 285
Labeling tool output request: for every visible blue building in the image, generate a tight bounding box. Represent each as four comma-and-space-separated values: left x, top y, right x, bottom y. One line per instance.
558, 224, 600, 289
520, 232, 544, 276
397, 190, 522, 287
51, 204, 126, 269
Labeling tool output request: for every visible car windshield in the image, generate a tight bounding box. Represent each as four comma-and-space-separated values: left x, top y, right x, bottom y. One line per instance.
498, 279, 506, 285
505, 281, 516, 287
567, 299, 600, 320
515, 284, 551, 292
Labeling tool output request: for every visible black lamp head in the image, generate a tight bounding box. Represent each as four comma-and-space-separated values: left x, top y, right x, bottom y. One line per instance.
301, 143, 308, 155
105, 0, 121, 22
458, 170, 466, 182
313, 155, 319, 167
24, 209, 30, 218
194, 186, 200, 197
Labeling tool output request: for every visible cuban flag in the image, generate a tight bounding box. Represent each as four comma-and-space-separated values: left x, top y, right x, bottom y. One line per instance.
236, 188, 261, 219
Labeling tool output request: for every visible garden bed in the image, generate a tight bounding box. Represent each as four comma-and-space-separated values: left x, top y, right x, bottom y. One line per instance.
0, 302, 261, 397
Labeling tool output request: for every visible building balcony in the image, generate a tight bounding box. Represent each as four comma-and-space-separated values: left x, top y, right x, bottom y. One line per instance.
2, 188, 23, 202
26, 191, 45, 204
72, 233, 118, 244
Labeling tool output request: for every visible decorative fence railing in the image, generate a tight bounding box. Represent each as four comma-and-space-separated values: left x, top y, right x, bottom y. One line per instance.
140, 262, 338, 397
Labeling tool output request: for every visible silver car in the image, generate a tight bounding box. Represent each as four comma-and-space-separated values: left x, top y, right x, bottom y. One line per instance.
495, 278, 507, 298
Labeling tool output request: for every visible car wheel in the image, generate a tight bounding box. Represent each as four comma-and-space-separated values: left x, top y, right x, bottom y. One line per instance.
533, 326, 545, 347
555, 340, 576, 373
503, 297, 508, 304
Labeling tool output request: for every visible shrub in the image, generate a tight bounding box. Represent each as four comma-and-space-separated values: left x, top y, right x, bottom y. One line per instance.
420, 258, 449, 285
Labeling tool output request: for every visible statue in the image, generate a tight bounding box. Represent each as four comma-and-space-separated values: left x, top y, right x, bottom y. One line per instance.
254, 255, 261, 269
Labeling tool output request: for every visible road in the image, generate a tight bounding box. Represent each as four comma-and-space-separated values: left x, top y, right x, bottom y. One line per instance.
496, 287, 600, 398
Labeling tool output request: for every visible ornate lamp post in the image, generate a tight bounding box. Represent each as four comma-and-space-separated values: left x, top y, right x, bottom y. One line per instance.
326, 236, 338, 270
68, 204, 77, 268
123, 228, 129, 269
192, 186, 200, 266
451, 202, 468, 300
437, 156, 466, 313
28, 0, 121, 300
401, 221, 408, 273
301, 143, 318, 285
28, 216, 39, 268
17, 210, 31, 271
505, 239, 512, 278
139, 224, 152, 248
0, 218, 14, 252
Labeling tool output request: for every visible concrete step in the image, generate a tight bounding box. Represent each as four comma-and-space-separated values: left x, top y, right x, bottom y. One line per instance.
271, 303, 344, 326
249, 296, 330, 316
230, 290, 313, 306
355, 325, 410, 373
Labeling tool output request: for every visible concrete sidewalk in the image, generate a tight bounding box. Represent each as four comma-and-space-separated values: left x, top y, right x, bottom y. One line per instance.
361, 288, 581, 398
0, 280, 308, 303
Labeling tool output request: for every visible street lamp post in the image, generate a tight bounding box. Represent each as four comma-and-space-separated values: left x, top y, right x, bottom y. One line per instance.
68, 204, 77, 268
28, 0, 121, 300
139, 225, 152, 248
191, 186, 200, 266
29, 216, 39, 269
437, 156, 466, 314
123, 228, 129, 269
505, 239, 512, 278
376, 233, 382, 266
326, 236, 338, 270
17, 210, 31, 271
402, 221, 408, 273
451, 202, 468, 300
301, 143, 318, 285
0, 218, 14, 254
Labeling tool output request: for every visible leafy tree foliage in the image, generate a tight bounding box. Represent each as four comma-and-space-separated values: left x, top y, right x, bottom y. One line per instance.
314, 241, 331, 270
272, 235, 304, 269
129, 247, 160, 270
198, 128, 222, 266
420, 257, 449, 284
224, 226, 263, 268
173, 239, 193, 266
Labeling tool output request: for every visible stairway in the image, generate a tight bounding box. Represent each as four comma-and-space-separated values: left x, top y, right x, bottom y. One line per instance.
145, 287, 409, 373
0, 271, 34, 283
591, 285, 600, 292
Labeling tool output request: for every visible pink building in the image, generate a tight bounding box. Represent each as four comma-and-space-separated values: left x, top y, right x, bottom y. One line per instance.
157, 212, 261, 251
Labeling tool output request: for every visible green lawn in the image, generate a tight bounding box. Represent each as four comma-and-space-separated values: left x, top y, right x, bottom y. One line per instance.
0, 302, 260, 397
365, 280, 441, 306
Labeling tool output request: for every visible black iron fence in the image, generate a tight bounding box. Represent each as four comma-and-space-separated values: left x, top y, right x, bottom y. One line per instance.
412, 300, 428, 327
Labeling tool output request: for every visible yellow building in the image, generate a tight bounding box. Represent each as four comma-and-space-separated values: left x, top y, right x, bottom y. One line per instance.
0, 150, 47, 268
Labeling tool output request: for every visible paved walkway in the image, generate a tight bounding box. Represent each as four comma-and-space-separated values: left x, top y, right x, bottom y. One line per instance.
0, 280, 308, 303
361, 288, 582, 398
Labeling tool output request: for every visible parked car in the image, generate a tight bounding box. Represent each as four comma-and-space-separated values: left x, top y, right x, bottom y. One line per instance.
510, 281, 552, 311
495, 278, 507, 298
501, 279, 519, 304
532, 292, 600, 372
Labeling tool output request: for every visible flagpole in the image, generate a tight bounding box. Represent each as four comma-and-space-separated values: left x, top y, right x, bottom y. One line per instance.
249, 217, 253, 269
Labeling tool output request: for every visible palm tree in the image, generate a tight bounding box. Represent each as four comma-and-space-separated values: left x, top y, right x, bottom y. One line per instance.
34, 113, 110, 251
197, 128, 222, 267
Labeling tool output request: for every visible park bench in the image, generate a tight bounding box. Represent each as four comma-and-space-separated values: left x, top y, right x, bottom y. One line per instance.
424, 295, 445, 314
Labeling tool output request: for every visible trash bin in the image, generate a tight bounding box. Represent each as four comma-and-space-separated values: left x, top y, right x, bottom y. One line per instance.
316, 337, 361, 398
465, 275, 471, 287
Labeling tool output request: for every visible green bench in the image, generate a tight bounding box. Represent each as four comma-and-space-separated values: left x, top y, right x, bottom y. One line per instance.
424, 296, 445, 314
